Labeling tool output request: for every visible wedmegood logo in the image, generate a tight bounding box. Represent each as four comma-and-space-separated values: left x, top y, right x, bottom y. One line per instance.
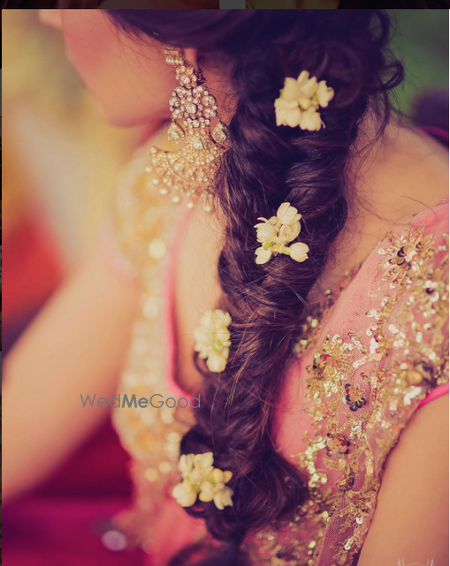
80, 393, 201, 409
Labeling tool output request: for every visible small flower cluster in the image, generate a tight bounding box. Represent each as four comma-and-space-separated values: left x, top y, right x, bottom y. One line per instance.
274, 70, 334, 132
254, 202, 310, 265
194, 309, 232, 373
172, 452, 233, 510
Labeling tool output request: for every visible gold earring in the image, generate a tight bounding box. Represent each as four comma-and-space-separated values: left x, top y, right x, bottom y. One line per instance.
144, 45, 230, 212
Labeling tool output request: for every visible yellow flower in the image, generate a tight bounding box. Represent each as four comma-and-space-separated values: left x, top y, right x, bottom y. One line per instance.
254, 217, 278, 243
288, 242, 310, 263
194, 310, 232, 373
299, 107, 323, 132
277, 222, 301, 244
276, 202, 302, 226
274, 70, 334, 132
255, 246, 273, 265
254, 202, 309, 265
316, 80, 335, 108
198, 468, 234, 510
172, 452, 234, 511
296, 70, 319, 100
172, 480, 199, 507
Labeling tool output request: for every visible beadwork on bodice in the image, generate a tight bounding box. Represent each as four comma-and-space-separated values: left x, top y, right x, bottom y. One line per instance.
110, 141, 197, 553
111, 139, 449, 565
242, 215, 449, 566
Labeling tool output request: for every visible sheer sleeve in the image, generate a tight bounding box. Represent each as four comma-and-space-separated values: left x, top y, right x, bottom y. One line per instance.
254, 200, 449, 566
311, 204, 449, 565
383, 211, 449, 414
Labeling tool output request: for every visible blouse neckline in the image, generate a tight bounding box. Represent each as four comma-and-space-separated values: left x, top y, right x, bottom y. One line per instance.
164, 197, 450, 398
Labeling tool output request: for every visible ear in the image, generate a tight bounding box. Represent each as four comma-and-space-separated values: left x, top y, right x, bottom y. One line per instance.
183, 48, 199, 71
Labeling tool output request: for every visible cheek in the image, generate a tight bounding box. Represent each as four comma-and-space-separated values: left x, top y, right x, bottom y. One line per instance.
61, 10, 173, 128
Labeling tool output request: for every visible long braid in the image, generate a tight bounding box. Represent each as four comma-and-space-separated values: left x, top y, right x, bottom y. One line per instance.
107, 9, 405, 564
179, 9, 403, 547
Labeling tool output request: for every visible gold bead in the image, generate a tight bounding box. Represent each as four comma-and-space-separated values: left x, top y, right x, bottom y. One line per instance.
406, 369, 423, 385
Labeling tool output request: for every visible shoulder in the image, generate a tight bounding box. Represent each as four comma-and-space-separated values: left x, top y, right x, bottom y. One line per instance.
357, 393, 449, 566
382, 123, 449, 214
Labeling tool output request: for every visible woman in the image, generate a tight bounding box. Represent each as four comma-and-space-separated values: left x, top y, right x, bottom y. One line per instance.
4, 10, 449, 566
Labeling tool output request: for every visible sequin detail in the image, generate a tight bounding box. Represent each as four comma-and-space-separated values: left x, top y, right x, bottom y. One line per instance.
110, 142, 208, 553
111, 143, 448, 564
242, 223, 449, 566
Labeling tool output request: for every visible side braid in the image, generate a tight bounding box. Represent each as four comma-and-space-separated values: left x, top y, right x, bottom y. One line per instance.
178, 9, 404, 551
106, 8, 405, 565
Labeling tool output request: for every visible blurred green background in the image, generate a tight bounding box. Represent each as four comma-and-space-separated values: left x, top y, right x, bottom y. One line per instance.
389, 9, 449, 113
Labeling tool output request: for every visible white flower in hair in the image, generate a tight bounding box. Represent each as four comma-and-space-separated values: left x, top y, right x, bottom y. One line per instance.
316, 80, 335, 107
274, 70, 334, 131
288, 242, 310, 263
172, 452, 234, 511
299, 107, 323, 132
254, 202, 310, 265
172, 479, 198, 507
194, 309, 232, 373
276, 202, 302, 225
199, 468, 234, 510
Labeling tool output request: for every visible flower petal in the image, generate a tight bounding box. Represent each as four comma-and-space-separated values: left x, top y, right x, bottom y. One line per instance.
213, 487, 234, 510
277, 220, 301, 244
255, 221, 277, 244
255, 246, 272, 265
288, 242, 310, 262
206, 352, 228, 373
275, 102, 302, 128
299, 108, 322, 131
194, 310, 232, 372
172, 482, 198, 507
316, 81, 334, 108
223, 470, 233, 483
280, 77, 302, 102
277, 202, 301, 225
296, 70, 310, 87
298, 75, 318, 99
196, 452, 214, 470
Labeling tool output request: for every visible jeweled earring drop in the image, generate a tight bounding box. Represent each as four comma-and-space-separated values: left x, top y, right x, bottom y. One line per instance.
144, 45, 230, 212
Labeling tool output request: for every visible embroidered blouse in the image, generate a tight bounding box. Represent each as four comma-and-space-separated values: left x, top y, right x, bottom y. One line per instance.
103, 135, 449, 566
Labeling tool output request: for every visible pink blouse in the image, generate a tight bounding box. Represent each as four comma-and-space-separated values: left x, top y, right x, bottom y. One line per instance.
161, 202, 449, 407
163, 196, 449, 565
103, 135, 449, 565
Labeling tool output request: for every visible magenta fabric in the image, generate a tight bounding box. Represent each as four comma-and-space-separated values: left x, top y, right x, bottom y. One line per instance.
3, 497, 145, 566
417, 381, 449, 409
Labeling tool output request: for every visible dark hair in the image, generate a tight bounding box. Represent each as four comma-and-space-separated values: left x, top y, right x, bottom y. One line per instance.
107, 10, 404, 566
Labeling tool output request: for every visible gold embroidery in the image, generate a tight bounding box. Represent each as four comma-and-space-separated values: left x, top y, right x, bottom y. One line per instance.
110, 143, 198, 552
111, 146, 448, 564
243, 222, 449, 565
